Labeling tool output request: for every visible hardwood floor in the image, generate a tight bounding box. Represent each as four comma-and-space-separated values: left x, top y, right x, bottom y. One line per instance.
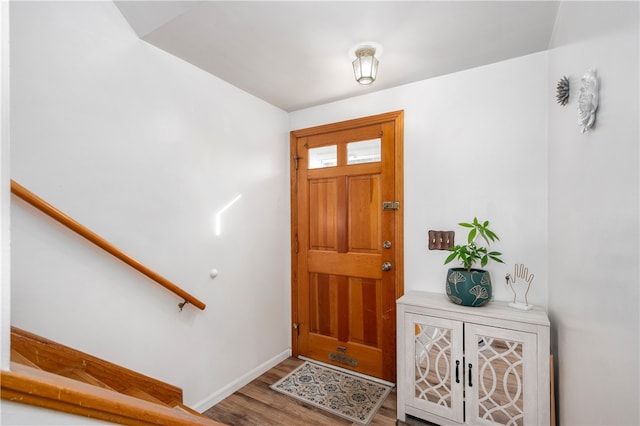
202, 357, 431, 426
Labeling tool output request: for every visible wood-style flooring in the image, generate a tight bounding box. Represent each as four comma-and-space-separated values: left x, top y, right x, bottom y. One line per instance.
202, 357, 432, 426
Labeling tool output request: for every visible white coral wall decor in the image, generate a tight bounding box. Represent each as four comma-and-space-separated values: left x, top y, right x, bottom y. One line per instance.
577, 68, 599, 133
556, 76, 570, 106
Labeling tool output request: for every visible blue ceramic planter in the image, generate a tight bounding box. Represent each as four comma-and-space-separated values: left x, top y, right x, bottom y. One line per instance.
446, 268, 492, 307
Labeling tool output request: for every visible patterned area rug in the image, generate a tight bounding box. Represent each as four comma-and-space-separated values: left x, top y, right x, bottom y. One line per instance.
270, 361, 393, 425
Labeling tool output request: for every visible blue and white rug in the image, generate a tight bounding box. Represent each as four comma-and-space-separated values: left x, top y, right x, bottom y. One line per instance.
270, 361, 393, 425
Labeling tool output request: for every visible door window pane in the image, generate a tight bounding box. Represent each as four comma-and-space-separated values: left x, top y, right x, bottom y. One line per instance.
347, 139, 381, 165
308, 145, 337, 169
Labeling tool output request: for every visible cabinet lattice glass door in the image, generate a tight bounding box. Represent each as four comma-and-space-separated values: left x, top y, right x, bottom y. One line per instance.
404, 313, 464, 423
465, 324, 537, 426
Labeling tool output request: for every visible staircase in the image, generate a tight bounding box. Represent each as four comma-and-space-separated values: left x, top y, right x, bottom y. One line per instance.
3, 327, 223, 425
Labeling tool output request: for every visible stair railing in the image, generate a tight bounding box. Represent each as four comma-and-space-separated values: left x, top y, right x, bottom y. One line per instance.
10, 179, 206, 311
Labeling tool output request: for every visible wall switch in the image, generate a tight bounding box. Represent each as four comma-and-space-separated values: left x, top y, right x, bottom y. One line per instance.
428, 230, 455, 250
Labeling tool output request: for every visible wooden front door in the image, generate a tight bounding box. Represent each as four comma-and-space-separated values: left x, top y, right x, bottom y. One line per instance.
290, 111, 404, 382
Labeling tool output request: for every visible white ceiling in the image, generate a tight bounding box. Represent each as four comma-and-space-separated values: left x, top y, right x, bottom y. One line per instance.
115, 1, 560, 112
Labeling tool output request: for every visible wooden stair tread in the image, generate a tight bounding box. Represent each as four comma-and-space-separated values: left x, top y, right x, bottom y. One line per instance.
122, 386, 170, 406
10, 326, 183, 405
2, 363, 223, 425
3, 328, 229, 425
171, 400, 208, 418
61, 369, 115, 391
11, 349, 41, 369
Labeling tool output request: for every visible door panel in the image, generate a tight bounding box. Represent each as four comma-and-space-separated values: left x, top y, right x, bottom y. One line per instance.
464, 324, 538, 426
290, 111, 403, 382
347, 277, 380, 346
308, 273, 337, 337
404, 313, 464, 423
308, 179, 338, 250
307, 252, 381, 278
348, 175, 381, 253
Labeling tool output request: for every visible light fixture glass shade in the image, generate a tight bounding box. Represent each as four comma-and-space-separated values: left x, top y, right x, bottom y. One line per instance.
352, 47, 378, 85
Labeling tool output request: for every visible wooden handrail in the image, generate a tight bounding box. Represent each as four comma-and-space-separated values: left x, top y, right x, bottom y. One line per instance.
10, 179, 206, 311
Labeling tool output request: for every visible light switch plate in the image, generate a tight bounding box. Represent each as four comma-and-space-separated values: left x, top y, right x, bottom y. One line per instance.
428, 230, 455, 250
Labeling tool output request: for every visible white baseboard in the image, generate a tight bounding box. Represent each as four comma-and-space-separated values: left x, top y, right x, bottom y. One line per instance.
191, 348, 291, 413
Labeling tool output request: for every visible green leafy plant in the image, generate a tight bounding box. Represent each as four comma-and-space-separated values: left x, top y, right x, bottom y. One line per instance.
444, 217, 504, 272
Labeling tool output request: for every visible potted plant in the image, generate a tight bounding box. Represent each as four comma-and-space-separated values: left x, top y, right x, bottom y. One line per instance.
444, 217, 504, 307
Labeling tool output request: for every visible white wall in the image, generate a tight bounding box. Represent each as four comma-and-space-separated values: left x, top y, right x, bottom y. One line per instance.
291, 52, 550, 308
547, 2, 639, 425
7, 0, 290, 414
0, 0, 11, 372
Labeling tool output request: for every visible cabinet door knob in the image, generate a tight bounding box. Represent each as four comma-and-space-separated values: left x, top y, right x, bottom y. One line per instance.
455, 360, 460, 383
468, 363, 473, 387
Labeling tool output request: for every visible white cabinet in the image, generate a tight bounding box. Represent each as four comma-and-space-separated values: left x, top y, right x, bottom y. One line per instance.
397, 291, 550, 426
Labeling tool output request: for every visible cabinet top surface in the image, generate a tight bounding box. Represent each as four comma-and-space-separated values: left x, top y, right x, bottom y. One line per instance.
397, 291, 550, 327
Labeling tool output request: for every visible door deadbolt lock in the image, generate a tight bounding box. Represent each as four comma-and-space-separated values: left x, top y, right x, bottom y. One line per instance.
383, 240, 392, 249
382, 261, 392, 271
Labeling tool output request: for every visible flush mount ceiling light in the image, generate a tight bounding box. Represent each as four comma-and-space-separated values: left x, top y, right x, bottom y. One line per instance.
350, 42, 383, 86
352, 47, 378, 85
